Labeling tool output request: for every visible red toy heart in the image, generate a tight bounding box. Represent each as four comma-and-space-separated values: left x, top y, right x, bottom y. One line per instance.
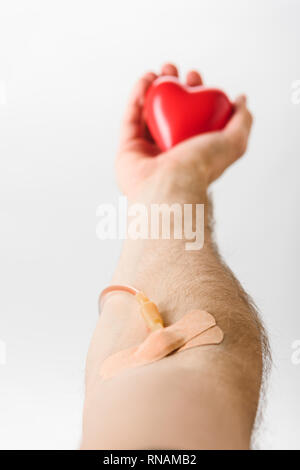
144, 76, 233, 151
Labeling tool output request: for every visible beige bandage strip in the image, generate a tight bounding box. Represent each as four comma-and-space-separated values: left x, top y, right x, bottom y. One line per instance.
178, 325, 224, 352
100, 310, 217, 379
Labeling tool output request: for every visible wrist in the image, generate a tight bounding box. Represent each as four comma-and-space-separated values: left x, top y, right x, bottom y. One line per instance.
130, 163, 209, 206
126, 165, 212, 242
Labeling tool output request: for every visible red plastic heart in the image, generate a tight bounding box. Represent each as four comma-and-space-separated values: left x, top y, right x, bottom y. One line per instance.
144, 76, 233, 151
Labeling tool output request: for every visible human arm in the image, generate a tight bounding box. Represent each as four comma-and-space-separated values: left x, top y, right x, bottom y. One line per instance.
81, 64, 269, 450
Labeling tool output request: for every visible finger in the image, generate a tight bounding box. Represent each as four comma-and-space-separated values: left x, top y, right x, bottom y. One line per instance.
161, 63, 179, 77
223, 95, 253, 162
120, 72, 157, 145
186, 70, 203, 86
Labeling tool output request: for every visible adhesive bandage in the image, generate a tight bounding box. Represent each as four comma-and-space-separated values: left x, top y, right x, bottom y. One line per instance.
178, 325, 224, 351
99, 285, 224, 380
100, 310, 220, 379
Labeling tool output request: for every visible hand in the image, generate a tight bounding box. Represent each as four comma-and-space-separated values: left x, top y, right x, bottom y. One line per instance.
116, 63, 253, 199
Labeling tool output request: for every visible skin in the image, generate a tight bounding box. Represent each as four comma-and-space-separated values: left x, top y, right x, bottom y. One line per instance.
81, 63, 269, 450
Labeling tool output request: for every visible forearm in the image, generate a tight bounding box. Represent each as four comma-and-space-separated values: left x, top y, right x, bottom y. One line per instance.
83, 170, 267, 449
114, 169, 264, 371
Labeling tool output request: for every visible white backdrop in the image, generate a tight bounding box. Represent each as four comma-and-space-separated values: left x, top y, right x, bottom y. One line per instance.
0, 0, 299, 449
